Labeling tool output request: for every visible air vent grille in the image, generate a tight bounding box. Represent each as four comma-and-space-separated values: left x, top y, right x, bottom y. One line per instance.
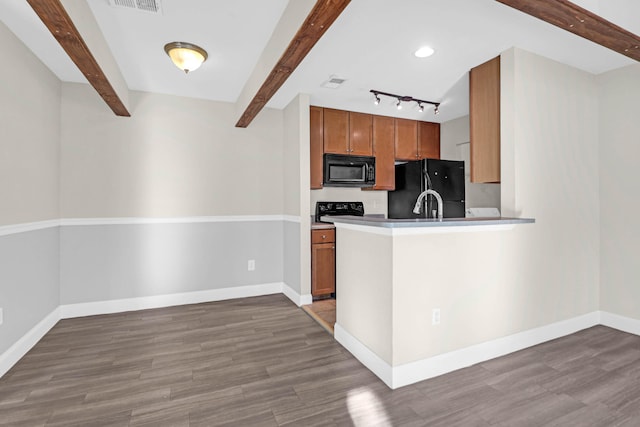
109, 0, 162, 14
321, 75, 347, 89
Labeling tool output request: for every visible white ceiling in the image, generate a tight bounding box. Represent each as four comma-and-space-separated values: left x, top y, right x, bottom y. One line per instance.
0, 0, 638, 123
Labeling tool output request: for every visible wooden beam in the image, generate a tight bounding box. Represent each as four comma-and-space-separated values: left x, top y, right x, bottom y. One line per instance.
235, 0, 350, 128
496, 0, 640, 62
28, 0, 130, 117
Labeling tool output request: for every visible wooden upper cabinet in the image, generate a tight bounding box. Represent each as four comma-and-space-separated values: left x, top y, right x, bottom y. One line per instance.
310, 106, 324, 189
349, 112, 373, 156
323, 108, 372, 155
395, 119, 440, 160
323, 108, 349, 154
418, 121, 440, 159
470, 55, 500, 183
394, 118, 418, 160
369, 115, 395, 190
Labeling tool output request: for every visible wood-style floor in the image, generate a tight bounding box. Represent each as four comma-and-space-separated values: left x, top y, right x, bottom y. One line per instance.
2, 295, 640, 426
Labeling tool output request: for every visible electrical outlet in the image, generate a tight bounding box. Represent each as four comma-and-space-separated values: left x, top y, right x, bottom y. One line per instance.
432, 308, 440, 325
248, 260, 255, 271
0, 308, 3, 326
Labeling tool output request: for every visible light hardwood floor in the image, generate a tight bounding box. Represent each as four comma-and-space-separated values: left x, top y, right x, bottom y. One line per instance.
302, 299, 336, 334
2, 294, 640, 426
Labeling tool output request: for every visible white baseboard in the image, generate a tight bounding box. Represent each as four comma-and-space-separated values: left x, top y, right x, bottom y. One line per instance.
600, 311, 640, 335
0, 307, 61, 378
60, 282, 284, 318
282, 283, 312, 307
336, 311, 601, 389
334, 323, 394, 387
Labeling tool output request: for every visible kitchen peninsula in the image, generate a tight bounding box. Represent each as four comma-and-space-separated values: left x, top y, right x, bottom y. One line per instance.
322, 215, 535, 389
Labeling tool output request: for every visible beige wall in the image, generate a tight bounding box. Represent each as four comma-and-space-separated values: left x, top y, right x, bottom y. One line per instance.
440, 116, 501, 210
60, 83, 284, 218
336, 227, 393, 363
598, 63, 640, 319
336, 48, 600, 367
0, 22, 60, 226
501, 48, 600, 318
283, 93, 311, 295
283, 95, 306, 216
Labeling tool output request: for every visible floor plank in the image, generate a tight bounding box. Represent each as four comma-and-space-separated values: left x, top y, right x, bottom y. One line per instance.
1, 296, 640, 426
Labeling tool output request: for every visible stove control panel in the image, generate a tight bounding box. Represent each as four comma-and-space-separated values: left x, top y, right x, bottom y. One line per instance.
315, 201, 364, 222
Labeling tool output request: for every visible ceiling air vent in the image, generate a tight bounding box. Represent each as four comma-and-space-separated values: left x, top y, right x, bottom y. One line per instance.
321, 75, 347, 89
108, 0, 162, 14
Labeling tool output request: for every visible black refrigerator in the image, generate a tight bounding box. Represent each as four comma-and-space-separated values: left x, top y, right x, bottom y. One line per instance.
388, 159, 465, 219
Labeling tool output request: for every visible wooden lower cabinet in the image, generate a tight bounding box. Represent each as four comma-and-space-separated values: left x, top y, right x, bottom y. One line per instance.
311, 229, 335, 297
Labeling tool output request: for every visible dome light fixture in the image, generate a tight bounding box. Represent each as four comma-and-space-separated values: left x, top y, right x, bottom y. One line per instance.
414, 45, 435, 58
164, 42, 208, 74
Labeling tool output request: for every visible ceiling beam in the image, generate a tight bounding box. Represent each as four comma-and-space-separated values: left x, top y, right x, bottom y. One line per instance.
235, 0, 351, 128
28, 0, 130, 116
496, 0, 640, 62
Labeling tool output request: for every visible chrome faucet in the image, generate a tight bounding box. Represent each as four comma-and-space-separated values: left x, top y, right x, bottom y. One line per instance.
413, 189, 443, 220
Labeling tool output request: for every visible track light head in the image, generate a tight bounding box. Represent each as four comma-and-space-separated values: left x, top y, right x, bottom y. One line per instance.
418, 102, 424, 113
371, 90, 381, 105
396, 99, 402, 110
434, 104, 439, 115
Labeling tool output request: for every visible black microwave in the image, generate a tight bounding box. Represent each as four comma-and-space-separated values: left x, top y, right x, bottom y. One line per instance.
323, 153, 375, 187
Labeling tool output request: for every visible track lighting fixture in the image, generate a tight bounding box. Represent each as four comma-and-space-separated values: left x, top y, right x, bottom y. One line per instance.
370, 89, 440, 115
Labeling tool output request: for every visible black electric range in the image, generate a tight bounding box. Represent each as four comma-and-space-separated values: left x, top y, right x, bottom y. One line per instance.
315, 201, 364, 223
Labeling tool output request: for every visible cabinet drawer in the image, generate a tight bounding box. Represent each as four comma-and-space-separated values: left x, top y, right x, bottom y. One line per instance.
311, 229, 335, 244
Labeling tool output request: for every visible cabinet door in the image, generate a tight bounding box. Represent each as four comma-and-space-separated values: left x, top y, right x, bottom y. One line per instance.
394, 118, 418, 160
349, 112, 373, 156
310, 106, 324, 189
323, 108, 349, 154
311, 242, 335, 296
369, 115, 395, 190
417, 121, 440, 159
470, 56, 500, 183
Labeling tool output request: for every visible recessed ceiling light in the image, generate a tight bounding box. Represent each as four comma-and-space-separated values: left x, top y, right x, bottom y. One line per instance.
414, 46, 435, 58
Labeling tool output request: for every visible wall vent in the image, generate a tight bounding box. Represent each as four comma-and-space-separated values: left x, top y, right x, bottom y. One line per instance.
108, 0, 162, 14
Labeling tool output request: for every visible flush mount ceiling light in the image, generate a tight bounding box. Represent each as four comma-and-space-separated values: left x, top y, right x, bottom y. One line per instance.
164, 42, 208, 74
414, 45, 435, 58
371, 90, 440, 115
